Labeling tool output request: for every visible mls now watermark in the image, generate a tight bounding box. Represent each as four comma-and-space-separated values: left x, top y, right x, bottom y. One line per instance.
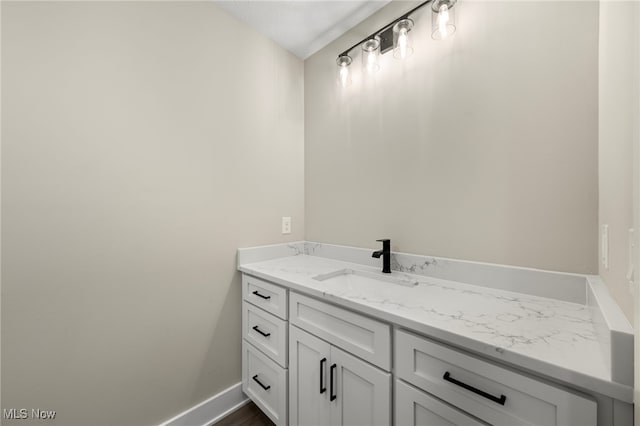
3, 408, 57, 420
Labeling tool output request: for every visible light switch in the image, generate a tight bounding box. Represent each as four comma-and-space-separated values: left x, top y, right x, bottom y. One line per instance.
282, 217, 291, 234
601, 224, 609, 270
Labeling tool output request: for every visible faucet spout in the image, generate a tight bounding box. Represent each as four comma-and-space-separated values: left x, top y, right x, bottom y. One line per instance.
372, 239, 391, 273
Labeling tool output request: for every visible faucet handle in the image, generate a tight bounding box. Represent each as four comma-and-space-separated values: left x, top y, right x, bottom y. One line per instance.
376, 239, 391, 250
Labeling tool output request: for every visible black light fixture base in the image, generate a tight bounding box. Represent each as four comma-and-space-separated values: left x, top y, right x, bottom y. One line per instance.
337, 0, 432, 59
379, 26, 394, 55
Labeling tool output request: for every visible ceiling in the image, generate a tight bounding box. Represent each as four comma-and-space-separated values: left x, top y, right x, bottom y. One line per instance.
214, 1, 392, 59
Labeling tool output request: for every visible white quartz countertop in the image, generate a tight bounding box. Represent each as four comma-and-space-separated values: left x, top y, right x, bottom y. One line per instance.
239, 254, 633, 402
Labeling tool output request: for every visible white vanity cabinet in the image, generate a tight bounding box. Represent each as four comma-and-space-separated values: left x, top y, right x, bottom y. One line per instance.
241, 275, 289, 425
289, 294, 392, 426
395, 329, 597, 426
240, 272, 606, 426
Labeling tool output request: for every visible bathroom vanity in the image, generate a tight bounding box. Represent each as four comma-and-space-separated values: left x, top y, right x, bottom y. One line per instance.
238, 242, 634, 426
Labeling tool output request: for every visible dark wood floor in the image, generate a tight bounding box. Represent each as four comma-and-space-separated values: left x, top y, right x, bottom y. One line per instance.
215, 402, 274, 426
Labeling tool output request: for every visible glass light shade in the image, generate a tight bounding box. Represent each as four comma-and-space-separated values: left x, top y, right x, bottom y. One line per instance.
361, 38, 380, 75
336, 55, 353, 87
431, 0, 456, 40
393, 18, 414, 60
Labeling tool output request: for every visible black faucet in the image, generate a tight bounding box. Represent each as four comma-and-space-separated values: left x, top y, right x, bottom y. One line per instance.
372, 239, 391, 273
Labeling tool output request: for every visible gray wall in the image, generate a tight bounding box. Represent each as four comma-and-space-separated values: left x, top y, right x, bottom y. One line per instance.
1, 2, 303, 425
598, 0, 638, 323
305, 1, 599, 274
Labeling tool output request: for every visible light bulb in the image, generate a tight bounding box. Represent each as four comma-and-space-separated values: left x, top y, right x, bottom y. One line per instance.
438, 4, 450, 39
392, 18, 414, 60
339, 65, 350, 87
336, 55, 352, 87
431, 0, 456, 40
366, 52, 375, 74
398, 29, 408, 59
361, 38, 380, 75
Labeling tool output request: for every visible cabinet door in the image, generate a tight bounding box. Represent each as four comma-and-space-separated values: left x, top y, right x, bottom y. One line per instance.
396, 379, 487, 426
289, 325, 331, 426
329, 346, 391, 426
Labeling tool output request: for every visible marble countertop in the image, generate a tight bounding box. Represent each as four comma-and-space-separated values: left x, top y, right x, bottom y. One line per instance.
239, 253, 633, 402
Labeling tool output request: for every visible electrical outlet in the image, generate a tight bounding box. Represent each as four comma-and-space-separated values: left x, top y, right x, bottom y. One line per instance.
601, 224, 609, 270
282, 217, 291, 234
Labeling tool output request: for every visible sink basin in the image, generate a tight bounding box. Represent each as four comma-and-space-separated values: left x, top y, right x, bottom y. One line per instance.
312, 268, 419, 287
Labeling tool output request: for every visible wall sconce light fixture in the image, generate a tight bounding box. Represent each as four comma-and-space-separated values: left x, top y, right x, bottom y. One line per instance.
336, 0, 457, 86
362, 38, 381, 75
431, 0, 457, 40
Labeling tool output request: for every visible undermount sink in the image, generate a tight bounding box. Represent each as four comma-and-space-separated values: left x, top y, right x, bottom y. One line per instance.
312, 268, 419, 287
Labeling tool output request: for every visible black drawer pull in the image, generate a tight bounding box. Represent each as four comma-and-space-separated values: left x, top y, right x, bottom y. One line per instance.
252, 325, 271, 337
252, 291, 271, 300
330, 363, 337, 401
252, 374, 271, 391
320, 358, 327, 394
443, 372, 506, 406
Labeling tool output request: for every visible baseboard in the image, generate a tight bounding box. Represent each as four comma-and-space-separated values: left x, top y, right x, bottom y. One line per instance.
159, 382, 249, 426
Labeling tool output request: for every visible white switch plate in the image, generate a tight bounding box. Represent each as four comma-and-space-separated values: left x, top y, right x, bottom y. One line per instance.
601, 224, 609, 270
282, 217, 291, 234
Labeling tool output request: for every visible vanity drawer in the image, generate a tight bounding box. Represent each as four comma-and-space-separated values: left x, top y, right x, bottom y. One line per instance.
243, 301, 288, 367
289, 292, 391, 371
395, 329, 596, 426
242, 340, 287, 426
242, 274, 288, 320
396, 379, 488, 426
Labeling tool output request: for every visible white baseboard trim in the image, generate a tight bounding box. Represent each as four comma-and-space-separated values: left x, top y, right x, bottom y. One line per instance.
159, 382, 249, 426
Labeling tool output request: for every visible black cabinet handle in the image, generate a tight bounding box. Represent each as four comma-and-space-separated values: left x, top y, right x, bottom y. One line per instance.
443, 372, 506, 406
252, 291, 271, 300
320, 358, 327, 394
252, 325, 271, 337
252, 374, 271, 391
330, 363, 337, 401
